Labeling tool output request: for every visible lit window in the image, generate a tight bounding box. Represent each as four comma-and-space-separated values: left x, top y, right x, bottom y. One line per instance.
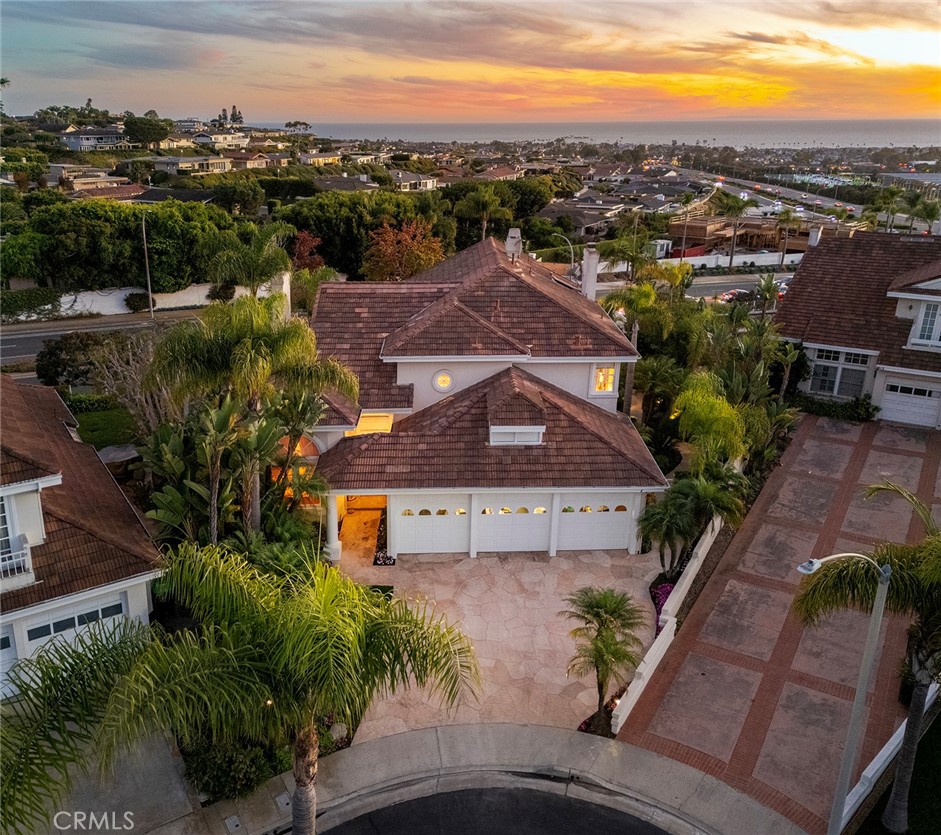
579, 506, 592, 513
433, 370, 454, 392
534, 507, 547, 514
455, 508, 467, 515
516, 507, 529, 514
593, 365, 616, 394
436, 508, 448, 516
597, 505, 610, 512
402, 509, 414, 516
562, 506, 575, 513
418, 509, 432, 516
614, 505, 628, 512
499, 507, 512, 515
481, 507, 493, 515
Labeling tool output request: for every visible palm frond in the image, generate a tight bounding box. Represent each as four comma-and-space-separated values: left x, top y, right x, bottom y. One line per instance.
866, 479, 938, 536
1, 620, 151, 834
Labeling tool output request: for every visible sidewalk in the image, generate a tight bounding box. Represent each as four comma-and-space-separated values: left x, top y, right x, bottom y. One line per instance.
618, 417, 937, 833
2, 307, 199, 335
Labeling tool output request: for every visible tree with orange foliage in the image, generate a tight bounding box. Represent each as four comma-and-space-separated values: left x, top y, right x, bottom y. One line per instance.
362, 219, 445, 282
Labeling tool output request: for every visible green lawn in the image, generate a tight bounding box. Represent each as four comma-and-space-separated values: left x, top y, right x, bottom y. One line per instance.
857, 713, 941, 834
75, 408, 139, 449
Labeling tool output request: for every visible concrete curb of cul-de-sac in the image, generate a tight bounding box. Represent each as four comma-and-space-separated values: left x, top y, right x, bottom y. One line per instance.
311, 723, 805, 835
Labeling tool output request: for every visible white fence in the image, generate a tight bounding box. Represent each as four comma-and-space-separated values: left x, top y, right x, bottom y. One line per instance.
602, 252, 803, 273
611, 516, 724, 733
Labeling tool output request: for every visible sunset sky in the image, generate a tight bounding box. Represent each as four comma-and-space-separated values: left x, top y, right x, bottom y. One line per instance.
2, 0, 940, 123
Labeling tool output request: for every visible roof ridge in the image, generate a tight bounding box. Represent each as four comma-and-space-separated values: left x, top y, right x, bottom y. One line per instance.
1, 446, 60, 478
44, 505, 157, 565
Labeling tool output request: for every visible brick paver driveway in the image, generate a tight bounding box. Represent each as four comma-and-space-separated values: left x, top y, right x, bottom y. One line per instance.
340, 540, 663, 744
618, 416, 941, 834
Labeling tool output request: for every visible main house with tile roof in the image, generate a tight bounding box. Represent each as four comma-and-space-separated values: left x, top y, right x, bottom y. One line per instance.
775, 232, 941, 427
0, 377, 160, 695
307, 235, 668, 561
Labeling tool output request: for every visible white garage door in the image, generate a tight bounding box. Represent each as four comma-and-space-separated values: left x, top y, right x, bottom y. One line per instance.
880, 379, 941, 427
477, 493, 552, 553
393, 494, 471, 554
558, 493, 633, 551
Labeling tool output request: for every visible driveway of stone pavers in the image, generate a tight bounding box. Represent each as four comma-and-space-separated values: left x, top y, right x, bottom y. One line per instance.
619, 417, 940, 834
349, 549, 662, 744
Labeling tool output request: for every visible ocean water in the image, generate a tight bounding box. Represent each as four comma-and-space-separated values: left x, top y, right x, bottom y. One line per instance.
258, 119, 941, 149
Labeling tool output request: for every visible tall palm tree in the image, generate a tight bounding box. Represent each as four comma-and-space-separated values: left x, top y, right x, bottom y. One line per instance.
776, 208, 799, 267
559, 587, 645, 725
754, 272, 780, 319
453, 186, 512, 241
1, 545, 479, 835
913, 199, 940, 236
149, 294, 358, 531
716, 193, 758, 269
634, 355, 686, 426
677, 192, 696, 260
600, 282, 657, 346
196, 396, 244, 544
875, 186, 905, 232
206, 222, 294, 296
794, 480, 941, 834
903, 190, 923, 233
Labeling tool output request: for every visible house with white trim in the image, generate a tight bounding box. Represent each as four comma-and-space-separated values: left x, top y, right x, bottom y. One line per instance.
0, 378, 160, 696
307, 236, 668, 562
776, 233, 941, 427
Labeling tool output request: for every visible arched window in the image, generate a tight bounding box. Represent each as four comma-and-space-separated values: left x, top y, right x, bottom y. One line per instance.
579, 506, 592, 513
436, 508, 448, 516
597, 505, 610, 512
418, 509, 432, 516
455, 508, 467, 515
499, 507, 512, 515
401, 509, 414, 516
562, 506, 575, 513
481, 507, 493, 515
516, 507, 529, 514
534, 507, 547, 514
614, 505, 628, 512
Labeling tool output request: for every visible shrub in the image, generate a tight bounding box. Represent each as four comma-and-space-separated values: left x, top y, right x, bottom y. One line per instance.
207, 282, 236, 302
125, 292, 153, 313
0, 287, 61, 323
789, 392, 879, 422
181, 737, 271, 801
63, 393, 118, 413
35, 331, 114, 386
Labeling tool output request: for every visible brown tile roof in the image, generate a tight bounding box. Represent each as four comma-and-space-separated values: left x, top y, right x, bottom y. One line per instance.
317, 367, 667, 490
71, 185, 146, 201
775, 234, 941, 374
319, 391, 361, 427
312, 284, 450, 410
1, 449, 57, 486
0, 377, 159, 612
888, 258, 941, 292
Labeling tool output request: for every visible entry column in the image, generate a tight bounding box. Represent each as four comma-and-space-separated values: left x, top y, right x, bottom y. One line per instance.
326, 494, 342, 563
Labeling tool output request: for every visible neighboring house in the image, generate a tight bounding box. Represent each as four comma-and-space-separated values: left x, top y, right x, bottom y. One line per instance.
192, 130, 250, 150
538, 202, 622, 238
221, 151, 270, 170
152, 156, 233, 176
775, 233, 941, 427
309, 236, 667, 562
390, 170, 438, 191
314, 174, 379, 192
71, 184, 147, 202
478, 165, 522, 182
298, 152, 342, 166
348, 152, 378, 165
174, 117, 206, 132
132, 187, 215, 204
0, 377, 160, 696
265, 153, 292, 168
58, 128, 139, 152
156, 133, 196, 150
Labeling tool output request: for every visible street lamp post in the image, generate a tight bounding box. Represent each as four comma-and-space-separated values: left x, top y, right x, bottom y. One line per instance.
796, 553, 892, 835
141, 212, 156, 321
551, 233, 575, 276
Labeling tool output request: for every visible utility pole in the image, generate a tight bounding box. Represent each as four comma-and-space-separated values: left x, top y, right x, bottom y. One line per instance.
141, 213, 155, 320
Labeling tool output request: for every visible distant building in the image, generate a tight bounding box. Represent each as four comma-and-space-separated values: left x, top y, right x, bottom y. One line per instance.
390, 170, 438, 191
192, 131, 250, 151
314, 174, 379, 192
57, 128, 138, 152
220, 151, 270, 170
174, 117, 206, 132
152, 156, 233, 176
298, 152, 343, 166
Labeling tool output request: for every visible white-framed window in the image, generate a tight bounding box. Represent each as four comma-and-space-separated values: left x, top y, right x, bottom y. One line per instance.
809, 348, 870, 399
592, 364, 616, 395
915, 303, 941, 345
489, 428, 544, 445
432, 370, 454, 393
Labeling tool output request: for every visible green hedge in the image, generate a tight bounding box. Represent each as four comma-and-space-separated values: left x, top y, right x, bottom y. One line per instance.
63, 393, 119, 413
0, 287, 61, 322
789, 392, 879, 422
124, 292, 152, 313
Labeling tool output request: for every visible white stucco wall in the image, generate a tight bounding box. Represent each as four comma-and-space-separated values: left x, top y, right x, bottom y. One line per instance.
394, 359, 622, 412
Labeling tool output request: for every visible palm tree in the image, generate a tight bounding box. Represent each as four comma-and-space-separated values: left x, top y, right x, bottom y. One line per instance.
669, 474, 746, 535
903, 190, 923, 233
453, 186, 512, 241
717, 193, 758, 269
1, 545, 479, 835
677, 192, 696, 260
794, 480, 941, 834
634, 355, 686, 426
149, 294, 358, 531
638, 497, 698, 579
206, 222, 294, 296
600, 282, 657, 346
196, 396, 244, 544
874, 186, 905, 232
559, 587, 645, 728
913, 199, 940, 236
754, 273, 780, 319
776, 208, 799, 267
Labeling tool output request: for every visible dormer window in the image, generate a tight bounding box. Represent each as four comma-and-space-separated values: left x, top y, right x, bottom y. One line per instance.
592, 364, 616, 395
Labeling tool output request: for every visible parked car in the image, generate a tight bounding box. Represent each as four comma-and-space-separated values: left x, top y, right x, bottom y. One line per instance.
718, 288, 753, 304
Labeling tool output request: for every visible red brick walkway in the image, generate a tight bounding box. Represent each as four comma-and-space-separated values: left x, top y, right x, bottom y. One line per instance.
618, 416, 941, 833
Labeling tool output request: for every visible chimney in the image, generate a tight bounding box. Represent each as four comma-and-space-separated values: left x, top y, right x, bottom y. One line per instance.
581, 243, 599, 300
808, 226, 823, 247
505, 228, 523, 262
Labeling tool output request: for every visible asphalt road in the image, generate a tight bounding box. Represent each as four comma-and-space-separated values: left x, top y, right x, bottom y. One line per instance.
328, 787, 669, 835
